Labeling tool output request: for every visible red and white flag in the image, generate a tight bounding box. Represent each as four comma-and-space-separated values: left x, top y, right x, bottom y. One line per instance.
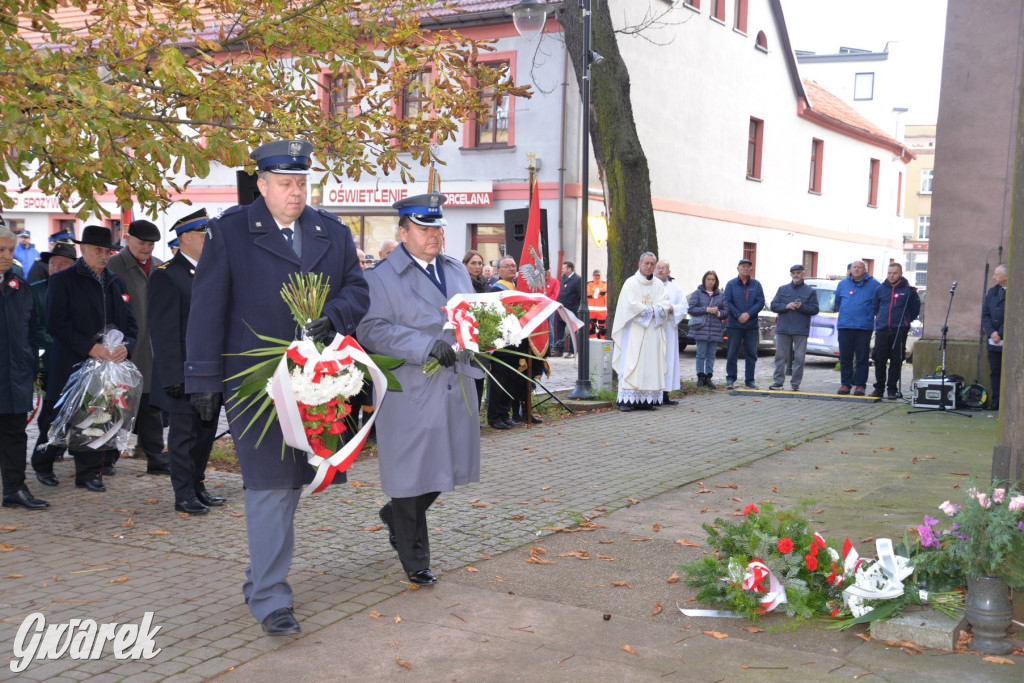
516, 180, 549, 356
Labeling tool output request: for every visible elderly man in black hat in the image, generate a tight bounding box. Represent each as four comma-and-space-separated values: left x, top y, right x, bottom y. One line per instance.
29, 241, 78, 486
149, 209, 226, 515
358, 192, 484, 587
0, 225, 49, 510
186, 139, 368, 636
108, 219, 170, 476
768, 264, 819, 392
47, 225, 137, 492
27, 231, 75, 283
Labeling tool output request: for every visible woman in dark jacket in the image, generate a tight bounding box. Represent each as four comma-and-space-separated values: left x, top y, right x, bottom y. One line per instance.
462, 250, 487, 406
462, 250, 487, 294
687, 271, 728, 388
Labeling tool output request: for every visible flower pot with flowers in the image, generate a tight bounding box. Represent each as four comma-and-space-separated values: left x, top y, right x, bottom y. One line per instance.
913, 480, 1024, 654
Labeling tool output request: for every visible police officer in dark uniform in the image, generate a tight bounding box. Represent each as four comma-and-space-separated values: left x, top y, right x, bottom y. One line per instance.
185, 140, 368, 636
149, 209, 225, 515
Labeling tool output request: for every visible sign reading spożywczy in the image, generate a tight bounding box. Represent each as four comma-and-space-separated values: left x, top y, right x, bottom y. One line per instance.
10, 612, 162, 673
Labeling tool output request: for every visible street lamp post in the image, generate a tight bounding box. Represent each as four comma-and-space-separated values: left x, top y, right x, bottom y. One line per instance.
510, 0, 596, 399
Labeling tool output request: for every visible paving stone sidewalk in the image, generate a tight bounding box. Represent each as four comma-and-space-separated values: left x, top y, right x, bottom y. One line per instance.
1, 357, 895, 681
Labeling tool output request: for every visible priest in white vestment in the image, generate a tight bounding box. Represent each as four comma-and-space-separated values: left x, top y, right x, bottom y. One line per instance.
655, 260, 686, 405
611, 252, 673, 411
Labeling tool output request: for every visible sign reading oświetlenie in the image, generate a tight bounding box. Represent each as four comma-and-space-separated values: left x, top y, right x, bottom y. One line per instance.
10, 612, 162, 673
321, 181, 493, 208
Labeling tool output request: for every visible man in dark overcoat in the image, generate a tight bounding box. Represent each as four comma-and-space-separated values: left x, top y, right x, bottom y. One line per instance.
982, 264, 1007, 410
29, 242, 77, 487
108, 219, 169, 475
358, 193, 484, 586
150, 209, 225, 515
46, 225, 137, 492
185, 140, 368, 636
0, 227, 48, 510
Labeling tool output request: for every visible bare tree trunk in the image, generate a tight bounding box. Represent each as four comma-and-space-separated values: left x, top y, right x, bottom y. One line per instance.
560, 0, 658, 329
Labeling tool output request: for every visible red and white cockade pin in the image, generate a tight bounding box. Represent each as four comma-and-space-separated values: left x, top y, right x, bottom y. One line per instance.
7, 278, 19, 290
122, 294, 130, 303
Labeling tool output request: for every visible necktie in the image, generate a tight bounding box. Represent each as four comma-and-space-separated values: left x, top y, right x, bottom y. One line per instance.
281, 227, 294, 251
426, 263, 439, 285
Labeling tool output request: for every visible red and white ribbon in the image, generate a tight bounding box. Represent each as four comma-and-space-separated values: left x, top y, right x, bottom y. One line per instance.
268, 334, 388, 496
741, 559, 788, 612
442, 291, 583, 353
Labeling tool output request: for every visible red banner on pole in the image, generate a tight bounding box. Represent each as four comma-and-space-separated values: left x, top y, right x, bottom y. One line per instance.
516, 180, 549, 356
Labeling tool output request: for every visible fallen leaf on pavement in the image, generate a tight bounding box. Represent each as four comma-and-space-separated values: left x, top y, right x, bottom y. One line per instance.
884, 639, 922, 652
983, 656, 1015, 665
369, 610, 382, 620
860, 536, 874, 543
597, 555, 615, 561
471, 503, 488, 508
396, 657, 412, 669
843, 489, 857, 493
394, 616, 402, 623
675, 539, 699, 547
731, 497, 743, 502
730, 437, 738, 441
230, 512, 245, 517
541, 486, 551, 490
527, 547, 556, 565
703, 631, 729, 639
855, 633, 871, 643
364, 525, 384, 532
772, 486, 779, 493
741, 626, 764, 633
466, 566, 480, 572
469, 498, 481, 503
652, 523, 660, 532
555, 550, 592, 559
611, 581, 632, 588
146, 530, 170, 535
629, 497, 641, 505
666, 572, 680, 584
540, 498, 562, 503
631, 537, 652, 542
714, 483, 739, 489
598, 540, 614, 544
108, 575, 128, 584
651, 603, 663, 616
6, 574, 24, 578
622, 645, 638, 656
350, 480, 369, 487
507, 514, 525, 520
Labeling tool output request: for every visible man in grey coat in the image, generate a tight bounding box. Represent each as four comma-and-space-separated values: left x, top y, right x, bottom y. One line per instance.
107, 219, 170, 475
357, 193, 484, 586
768, 264, 819, 391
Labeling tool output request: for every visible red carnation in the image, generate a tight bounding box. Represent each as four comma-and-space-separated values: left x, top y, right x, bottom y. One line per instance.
322, 407, 336, 422
338, 402, 352, 416
328, 420, 347, 435
776, 538, 794, 554
743, 504, 759, 516
808, 543, 819, 557
305, 423, 324, 436
804, 554, 818, 571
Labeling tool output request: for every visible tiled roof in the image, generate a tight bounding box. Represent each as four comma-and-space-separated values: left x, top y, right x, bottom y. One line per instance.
803, 79, 892, 141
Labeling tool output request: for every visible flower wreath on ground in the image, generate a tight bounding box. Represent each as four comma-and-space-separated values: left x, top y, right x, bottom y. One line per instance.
679, 503, 964, 628
228, 273, 402, 495
424, 291, 583, 401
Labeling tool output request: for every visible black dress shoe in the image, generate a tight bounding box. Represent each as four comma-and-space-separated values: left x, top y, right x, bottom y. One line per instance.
618, 403, 633, 412
146, 459, 171, 475
196, 490, 226, 507
2, 489, 49, 510
407, 568, 437, 585
174, 497, 209, 515
379, 505, 398, 550
488, 420, 511, 430
75, 478, 106, 493
261, 607, 300, 636
101, 464, 116, 476
35, 472, 59, 487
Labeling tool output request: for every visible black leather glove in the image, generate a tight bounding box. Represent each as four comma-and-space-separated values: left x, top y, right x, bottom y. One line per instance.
304, 316, 335, 343
165, 384, 185, 399
189, 392, 221, 421
429, 340, 457, 368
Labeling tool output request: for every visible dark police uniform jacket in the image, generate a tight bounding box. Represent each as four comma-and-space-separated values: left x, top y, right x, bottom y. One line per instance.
184, 197, 369, 489
45, 259, 137, 399
148, 252, 198, 415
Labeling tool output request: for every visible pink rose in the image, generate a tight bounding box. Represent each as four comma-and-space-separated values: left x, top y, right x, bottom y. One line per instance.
1008, 495, 1024, 511
976, 492, 991, 508
993, 488, 1006, 504
939, 500, 958, 516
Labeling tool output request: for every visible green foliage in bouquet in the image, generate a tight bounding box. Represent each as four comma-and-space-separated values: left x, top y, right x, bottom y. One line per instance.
681, 503, 844, 621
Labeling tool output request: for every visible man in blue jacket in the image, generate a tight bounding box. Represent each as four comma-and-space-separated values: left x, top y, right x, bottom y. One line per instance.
185, 140, 369, 637
768, 264, 819, 391
835, 260, 879, 395
871, 263, 920, 399
724, 258, 765, 389
0, 227, 48, 510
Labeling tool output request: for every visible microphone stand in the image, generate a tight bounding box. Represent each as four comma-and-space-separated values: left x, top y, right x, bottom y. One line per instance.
908, 282, 970, 417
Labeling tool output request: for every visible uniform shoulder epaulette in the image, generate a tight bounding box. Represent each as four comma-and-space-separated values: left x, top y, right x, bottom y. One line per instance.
156, 261, 171, 270
217, 205, 245, 219
316, 208, 345, 225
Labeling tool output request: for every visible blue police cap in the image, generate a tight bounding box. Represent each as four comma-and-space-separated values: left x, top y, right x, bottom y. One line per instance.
168, 238, 180, 249
393, 192, 447, 227
171, 208, 209, 236
49, 231, 75, 244
250, 139, 313, 175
